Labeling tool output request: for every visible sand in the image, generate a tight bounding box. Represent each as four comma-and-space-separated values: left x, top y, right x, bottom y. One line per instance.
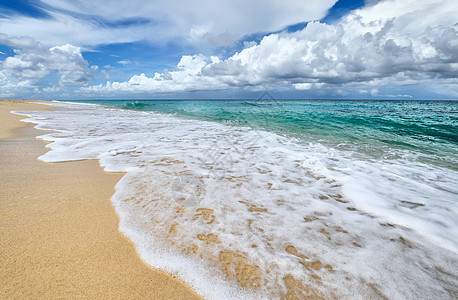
0, 100, 201, 299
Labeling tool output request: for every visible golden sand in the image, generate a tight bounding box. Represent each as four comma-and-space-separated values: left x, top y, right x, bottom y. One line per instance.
0, 100, 201, 299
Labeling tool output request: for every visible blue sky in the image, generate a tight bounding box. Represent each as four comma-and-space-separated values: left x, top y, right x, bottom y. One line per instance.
0, 0, 457, 100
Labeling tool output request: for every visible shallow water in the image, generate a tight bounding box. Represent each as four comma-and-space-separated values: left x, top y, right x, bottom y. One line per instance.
16, 99, 458, 299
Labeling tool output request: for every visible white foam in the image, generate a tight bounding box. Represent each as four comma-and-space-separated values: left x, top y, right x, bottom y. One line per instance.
14, 102, 458, 299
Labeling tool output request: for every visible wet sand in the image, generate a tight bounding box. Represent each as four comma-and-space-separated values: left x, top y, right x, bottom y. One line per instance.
0, 100, 201, 299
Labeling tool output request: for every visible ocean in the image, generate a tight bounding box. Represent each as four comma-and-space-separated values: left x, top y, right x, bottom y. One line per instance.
16, 99, 458, 299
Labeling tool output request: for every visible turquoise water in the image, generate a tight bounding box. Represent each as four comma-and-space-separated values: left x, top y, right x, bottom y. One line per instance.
71, 99, 458, 170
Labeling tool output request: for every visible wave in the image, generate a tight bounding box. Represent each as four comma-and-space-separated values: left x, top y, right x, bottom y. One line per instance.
15, 101, 458, 299
119, 101, 153, 110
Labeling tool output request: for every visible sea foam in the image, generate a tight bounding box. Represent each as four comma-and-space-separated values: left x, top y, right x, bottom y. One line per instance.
15, 101, 458, 299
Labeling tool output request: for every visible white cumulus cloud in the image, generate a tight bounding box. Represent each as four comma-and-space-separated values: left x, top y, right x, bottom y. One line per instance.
82, 0, 458, 97
0, 34, 96, 96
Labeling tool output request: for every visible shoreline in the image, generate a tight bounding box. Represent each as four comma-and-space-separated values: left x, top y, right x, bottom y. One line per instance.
0, 100, 200, 299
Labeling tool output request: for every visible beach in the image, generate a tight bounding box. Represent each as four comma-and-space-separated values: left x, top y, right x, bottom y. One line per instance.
1, 0, 457, 297
1, 99, 456, 299
0, 100, 200, 299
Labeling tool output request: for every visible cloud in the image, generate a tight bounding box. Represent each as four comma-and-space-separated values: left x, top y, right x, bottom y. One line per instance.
1, 0, 457, 99
1, 11, 127, 47
0, 0, 337, 48
294, 83, 324, 90
84, 55, 226, 94
83, 0, 458, 97
117, 59, 133, 65
293, 83, 313, 90
386, 94, 413, 98
0, 35, 95, 96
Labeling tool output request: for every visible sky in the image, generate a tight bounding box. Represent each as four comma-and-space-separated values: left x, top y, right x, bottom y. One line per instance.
0, 0, 457, 100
